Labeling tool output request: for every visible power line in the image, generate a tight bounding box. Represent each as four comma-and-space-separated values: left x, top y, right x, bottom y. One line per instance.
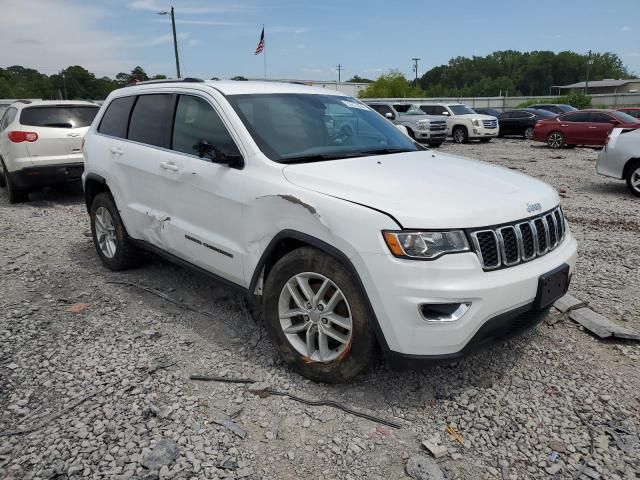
336, 64, 343, 83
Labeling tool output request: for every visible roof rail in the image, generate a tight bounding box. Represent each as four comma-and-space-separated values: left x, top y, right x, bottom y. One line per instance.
16, 99, 32, 104
126, 77, 205, 86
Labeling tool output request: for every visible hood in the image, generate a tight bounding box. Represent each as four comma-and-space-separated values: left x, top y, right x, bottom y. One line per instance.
282, 151, 559, 229
457, 113, 497, 121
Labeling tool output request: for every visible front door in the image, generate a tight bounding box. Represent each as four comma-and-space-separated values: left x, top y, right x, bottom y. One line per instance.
162, 93, 245, 285
557, 112, 591, 144
588, 112, 615, 145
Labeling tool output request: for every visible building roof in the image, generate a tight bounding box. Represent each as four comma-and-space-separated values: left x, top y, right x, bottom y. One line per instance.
553, 79, 640, 89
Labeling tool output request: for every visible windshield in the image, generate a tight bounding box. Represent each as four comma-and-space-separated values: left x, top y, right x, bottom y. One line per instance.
558, 104, 577, 112
393, 104, 425, 115
227, 94, 420, 163
531, 109, 556, 118
449, 105, 475, 115
612, 111, 640, 123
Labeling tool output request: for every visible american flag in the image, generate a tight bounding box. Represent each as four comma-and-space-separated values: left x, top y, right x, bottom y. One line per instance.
254, 27, 265, 55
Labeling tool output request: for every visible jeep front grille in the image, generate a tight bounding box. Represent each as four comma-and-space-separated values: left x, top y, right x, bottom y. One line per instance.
469, 207, 566, 271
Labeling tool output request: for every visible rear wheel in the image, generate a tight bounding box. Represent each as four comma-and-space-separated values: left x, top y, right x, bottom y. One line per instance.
0, 160, 6, 188
2, 164, 28, 204
452, 126, 468, 144
263, 247, 377, 383
626, 160, 640, 197
90, 192, 140, 270
523, 126, 534, 139
547, 132, 565, 149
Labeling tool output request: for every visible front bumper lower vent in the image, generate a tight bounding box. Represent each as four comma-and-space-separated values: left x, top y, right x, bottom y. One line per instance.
469, 207, 566, 271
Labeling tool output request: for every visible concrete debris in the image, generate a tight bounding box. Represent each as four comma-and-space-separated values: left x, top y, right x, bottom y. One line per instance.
553, 294, 586, 313
421, 438, 448, 459
141, 439, 180, 470
569, 307, 640, 341
405, 454, 446, 480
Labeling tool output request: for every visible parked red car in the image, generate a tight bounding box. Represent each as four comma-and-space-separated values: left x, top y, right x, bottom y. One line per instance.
532, 109, 640, 148
617, 107, 640, 119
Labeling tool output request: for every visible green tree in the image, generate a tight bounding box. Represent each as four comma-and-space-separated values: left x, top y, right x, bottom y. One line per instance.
358, 71, 424, 98
347, 75, 373, 83
231, 76, 248, 81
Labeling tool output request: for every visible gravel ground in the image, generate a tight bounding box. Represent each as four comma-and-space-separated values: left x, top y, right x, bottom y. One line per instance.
1, 138, 639, 480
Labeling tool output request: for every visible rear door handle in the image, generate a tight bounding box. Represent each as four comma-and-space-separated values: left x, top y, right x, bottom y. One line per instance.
110, 147, 123, 156
160, 161, 180, 172
560, 124, 568, 127
588, 126, 597, 129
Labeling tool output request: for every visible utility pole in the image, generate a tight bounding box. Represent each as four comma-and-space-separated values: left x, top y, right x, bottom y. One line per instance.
61, 72, 67, 100
336, 64, 343, 83
585, 50, 593, 95
411, 58, 420, 85
158, 6, 181, 78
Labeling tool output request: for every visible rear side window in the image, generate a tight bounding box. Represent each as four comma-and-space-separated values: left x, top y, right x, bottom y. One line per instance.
1, 107, 18, 131
589, 113, 613, 124
98, 96, 136, 138
172, 95, 240, 158
128, 94, 174, 148
561, 112, 590, 122
20, 106, 99, 128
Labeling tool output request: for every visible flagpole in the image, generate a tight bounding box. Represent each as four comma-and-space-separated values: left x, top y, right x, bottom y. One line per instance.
263, 24, 267, 79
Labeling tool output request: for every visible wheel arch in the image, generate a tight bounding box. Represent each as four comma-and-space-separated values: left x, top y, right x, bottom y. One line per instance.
84, 173, 109, 213
248, 229, 391, 353
622, 157, 640, 180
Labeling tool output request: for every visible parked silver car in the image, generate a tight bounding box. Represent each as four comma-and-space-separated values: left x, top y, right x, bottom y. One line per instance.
596, 127, 640, 197
365, 102, 448, 147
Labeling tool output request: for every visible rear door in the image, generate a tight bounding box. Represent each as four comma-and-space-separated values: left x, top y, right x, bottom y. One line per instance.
588, 112, 615, 145
498, 111, 515, 134
557, 112, 590, 144
19, 105, 99, 165
97, 93, 177, 249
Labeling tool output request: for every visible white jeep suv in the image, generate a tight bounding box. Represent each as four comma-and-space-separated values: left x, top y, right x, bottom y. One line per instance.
0, 100, 99, 203
419, 103, 499, 144
82, 79, 577, 382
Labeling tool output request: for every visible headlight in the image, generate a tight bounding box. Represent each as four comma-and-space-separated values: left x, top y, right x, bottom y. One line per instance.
473, 119, 481, 127
383, 230, 470, 259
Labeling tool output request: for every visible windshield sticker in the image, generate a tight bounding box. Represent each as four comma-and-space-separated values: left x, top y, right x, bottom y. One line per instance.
341, 100, 369, 110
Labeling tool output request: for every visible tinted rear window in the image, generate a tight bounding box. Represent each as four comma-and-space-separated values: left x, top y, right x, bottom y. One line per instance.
127, 94, 174, 148
98, 96, 136, 138
20, 106, 99, 128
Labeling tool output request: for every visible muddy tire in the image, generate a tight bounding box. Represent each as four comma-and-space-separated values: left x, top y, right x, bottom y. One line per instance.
263, 247, 377, 383
90, 192, 140, 271
2, 163, 28, 204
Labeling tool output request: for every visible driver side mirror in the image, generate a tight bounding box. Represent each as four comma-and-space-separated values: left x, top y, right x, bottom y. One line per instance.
441, 111, 450, 116
384, 112, 394, 119
609, 119, 621, 125
194, 139, 216, 160
193, 139, 244, 169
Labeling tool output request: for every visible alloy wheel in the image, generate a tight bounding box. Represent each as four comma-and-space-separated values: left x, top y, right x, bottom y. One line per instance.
524, 127, 534, 139
278, 272, 353, 363
631, 167, 640, 194
547, 132, 563, 148
453, 128, 465, 143
94, 206, 117, 258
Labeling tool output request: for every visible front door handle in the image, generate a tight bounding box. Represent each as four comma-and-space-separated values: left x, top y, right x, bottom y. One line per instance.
160, 161, 179, 172
560, 124, 568, 127
588, 126, 598, 129
110, 147, 123, 156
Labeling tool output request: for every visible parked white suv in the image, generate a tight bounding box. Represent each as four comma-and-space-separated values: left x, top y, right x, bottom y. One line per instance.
83, 79, 577, 382
419, 103, 499, 143
0, 100, 99, 203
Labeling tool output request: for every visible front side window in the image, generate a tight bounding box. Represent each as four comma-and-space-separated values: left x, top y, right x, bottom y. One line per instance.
227, 94, 419, 163
128, 94, 174, 148
590, 112, 614, 124
172, 95, 241, 159
98, 96, 136, 138
20, 105, 99, 128
611, 111, 640, 123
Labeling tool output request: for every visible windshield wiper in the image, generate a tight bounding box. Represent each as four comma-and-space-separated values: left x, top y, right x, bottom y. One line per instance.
280, 148, 418, 164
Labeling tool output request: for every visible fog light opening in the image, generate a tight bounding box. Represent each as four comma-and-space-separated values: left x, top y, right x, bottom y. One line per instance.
420, 302, 471, 323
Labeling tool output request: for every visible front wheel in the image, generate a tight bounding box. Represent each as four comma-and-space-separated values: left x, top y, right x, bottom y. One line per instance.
626, 160, 640, 197
452, 126, 469, 144
523, 126, 534, 139
479, 138, 491, 143
263, 247, 377, 383
547, 132, 565, 148
90, 193, 140, 270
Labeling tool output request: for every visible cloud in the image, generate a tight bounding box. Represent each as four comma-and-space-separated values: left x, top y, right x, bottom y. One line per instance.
153, 18, 246, 26
621, 25, 632, 32
296, 44, 306, 49
138, 32, 189, 47
270, 26, 309, 34
0, 0, 132, 76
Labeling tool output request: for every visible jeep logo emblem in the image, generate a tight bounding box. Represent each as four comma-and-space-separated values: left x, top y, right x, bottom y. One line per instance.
527, 202, 542, 213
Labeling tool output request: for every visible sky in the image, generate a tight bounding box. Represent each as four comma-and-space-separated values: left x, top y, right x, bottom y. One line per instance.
0, 0, 638, 81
